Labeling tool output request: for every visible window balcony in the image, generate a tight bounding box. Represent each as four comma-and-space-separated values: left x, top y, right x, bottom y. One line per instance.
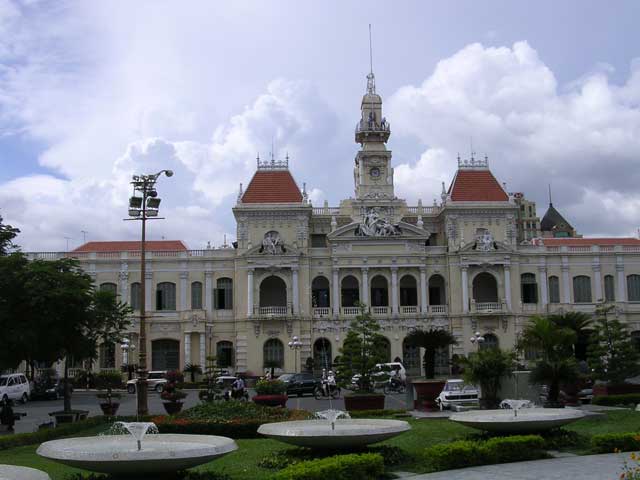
429, 305, 448, 314
257, 306, 290, 317
475, 302, 502, 313
341, 307, 360, 316
312, 307, 331, 318
400, 305, 419, 315
371, 306, 390, 316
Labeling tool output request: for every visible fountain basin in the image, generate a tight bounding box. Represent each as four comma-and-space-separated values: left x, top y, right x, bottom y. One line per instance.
36, 434, 237, 475
450, 408, 586, 433
0, 465, 51, 480
258, 419, 411, 448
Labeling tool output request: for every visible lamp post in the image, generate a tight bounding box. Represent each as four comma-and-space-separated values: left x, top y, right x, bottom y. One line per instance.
121, 338, 136, 381
470, 331, 485, 351
125, 169, 173, 416
288, 336, 302, 373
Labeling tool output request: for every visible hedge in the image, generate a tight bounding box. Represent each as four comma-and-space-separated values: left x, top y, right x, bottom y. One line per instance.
347, 409, 407, 418
155, 417, 269, 439
270, 453, 384, 480
592, 394, 640, 407
423, 435, 547, 472
591, 432, 640, 453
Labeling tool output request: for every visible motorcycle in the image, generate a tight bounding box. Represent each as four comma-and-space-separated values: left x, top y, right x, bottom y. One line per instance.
383, 377, 406, 394
314, 381, 341, 399
224, 387, 249, 402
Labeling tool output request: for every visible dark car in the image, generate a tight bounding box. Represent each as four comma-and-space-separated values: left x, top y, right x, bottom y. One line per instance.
278, 373, 319, 397
31, 377, 70, 400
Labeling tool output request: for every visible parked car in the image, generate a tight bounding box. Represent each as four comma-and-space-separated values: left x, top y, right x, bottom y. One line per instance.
0, 373, 31, 404
126, 371, 167, 394
278, 373, 319, 397
436, 379, 479, 410
31, 376, 70, 400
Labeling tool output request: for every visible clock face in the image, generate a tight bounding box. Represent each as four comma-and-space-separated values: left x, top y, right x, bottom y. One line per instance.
370, 167, 381, 178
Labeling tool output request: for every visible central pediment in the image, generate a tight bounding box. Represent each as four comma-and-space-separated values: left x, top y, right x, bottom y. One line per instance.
328, 221, 430, 241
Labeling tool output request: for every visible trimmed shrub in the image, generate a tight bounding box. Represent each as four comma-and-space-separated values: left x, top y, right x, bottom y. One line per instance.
347, 409, 407, 418
423, 435, 547, 472
255, 379, 287, 395
591, 432, 640, 453
592, 394, 640, 407
270, 453, 384, 480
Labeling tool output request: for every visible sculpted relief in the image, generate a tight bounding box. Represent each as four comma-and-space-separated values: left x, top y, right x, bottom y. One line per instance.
355, 208, 401, 237
260, 231, 286, 255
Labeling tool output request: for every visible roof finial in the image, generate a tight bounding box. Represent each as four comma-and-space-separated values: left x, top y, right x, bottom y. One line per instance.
369, 24, 373, 76
366, 24, 376, 94
548, 183, 553, 206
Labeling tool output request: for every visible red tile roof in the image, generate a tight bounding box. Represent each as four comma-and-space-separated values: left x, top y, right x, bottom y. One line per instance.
241, 171, 303, 203
448, 169, 509, 202
542, 238, 640, 246
72, 241, 188, 252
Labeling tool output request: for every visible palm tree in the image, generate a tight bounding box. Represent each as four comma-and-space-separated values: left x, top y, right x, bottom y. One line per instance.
461, 347, 516, 408
517, 316, 579, 404
405, 328, 457, 379
548, 312, 593, 361
183, 363, 202, 383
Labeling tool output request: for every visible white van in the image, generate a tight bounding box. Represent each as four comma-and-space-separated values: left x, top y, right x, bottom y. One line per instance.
373, 362, 407, 381
0, 373, 31, 403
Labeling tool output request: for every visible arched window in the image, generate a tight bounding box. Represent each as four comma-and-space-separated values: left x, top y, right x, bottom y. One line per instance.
521, 273, 538, 304
259, 276, 287, 307
428, 274, 446, 305
152, 339, 179, 370
375, 337, 391, 363
628, 275, 640, 302
631, 331, 640, 353
400, 275, 418, 306
402, 337, 420, 376
573, 276, 592, 303
263, 339, 284, 368
215, 278, 233, 310
99, 342, 115, 369
191, 281, 203, 309
604, 275, 616, 302
370, 275, 389, 307
216, 341, 234, 368
130, 282, 141, 310
313, 338, 332, 370
156, 282, 176, 310
473, 272, 498, 303
99, 282, 117, 296
311, 276, 330, 308
341, 275, 360, 307
548, 276, 560, 304
480, 333, 499, 350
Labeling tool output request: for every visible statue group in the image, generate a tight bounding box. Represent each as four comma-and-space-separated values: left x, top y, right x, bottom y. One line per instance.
355, 209, 401, 237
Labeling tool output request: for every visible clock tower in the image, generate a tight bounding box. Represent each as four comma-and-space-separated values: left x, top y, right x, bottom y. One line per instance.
353, 69, 395, 200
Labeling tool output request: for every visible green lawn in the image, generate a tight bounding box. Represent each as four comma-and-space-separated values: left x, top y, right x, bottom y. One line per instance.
1, 411, 639, 479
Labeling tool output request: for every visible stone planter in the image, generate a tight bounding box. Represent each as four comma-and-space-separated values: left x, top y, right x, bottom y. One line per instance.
99, 402, 120, 416
593, 383, 640, 396
252, 394, 288, 407
343, 393, 385, 411
412, 379, 446, 411
162, 402, 184, 415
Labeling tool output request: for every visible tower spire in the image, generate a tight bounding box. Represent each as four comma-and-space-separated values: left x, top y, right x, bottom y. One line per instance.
548, 184, 553, 205
366, 24, 376, 94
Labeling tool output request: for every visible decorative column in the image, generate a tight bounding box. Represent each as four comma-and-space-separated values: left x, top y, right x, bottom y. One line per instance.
391, 267, 399, 315
539, 266, 548, 307
292, 267, 299, 315
119, 271, 129, 304
562, 258, 571, 303
361, 267, 369, 306
199, 333, 206, 369
461, 266, 469, 313
593, 261, 603, 302
180, 272, 188, 311
419, 267, 428, 314
184, 332, 191, 366
247, 269, 254, 317
205, 271, 213, 313
504, 265, 512, 310
617, 257, 626, 303
145, 270, 153, 311
332, 268, 340, 317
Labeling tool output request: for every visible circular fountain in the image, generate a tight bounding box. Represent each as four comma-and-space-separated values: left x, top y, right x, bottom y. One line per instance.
257, 409, 410, 449
36, 421, 237, 475
450, 401, 586, 433
0, 465, 51, 480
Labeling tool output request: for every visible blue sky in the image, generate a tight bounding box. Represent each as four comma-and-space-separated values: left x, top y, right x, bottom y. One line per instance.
2, 1, 640, 250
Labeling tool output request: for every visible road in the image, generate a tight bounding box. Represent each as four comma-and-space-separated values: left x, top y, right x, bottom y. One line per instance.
8, 390, 408, 434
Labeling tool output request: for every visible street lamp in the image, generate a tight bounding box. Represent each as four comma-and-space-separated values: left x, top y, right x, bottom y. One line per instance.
120, 338, 136, 381
125, 169, 173, 416
470, 331, 485, 351
288, 336, 302, 373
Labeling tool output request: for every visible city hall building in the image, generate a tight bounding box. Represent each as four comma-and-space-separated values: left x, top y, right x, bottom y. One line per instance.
28, 71, 640, 378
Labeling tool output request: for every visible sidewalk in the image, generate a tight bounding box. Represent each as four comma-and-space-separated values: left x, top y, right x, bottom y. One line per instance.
401, 453, 627, 479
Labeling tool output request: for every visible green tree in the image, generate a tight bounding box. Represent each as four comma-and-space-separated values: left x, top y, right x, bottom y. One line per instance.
338, 303, 388, 392
517, 316, 579, 404
588, 304, 640, 385
461, 348, 516, 408
404, 328, 457, 379
183, 363, 203, 383
0, 215, 20, 256
548, 311, 593, 360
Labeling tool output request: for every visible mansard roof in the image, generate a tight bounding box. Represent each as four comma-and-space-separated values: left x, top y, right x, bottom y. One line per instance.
72, 241, 188, 252
241, 170, 303, 204
540, 203, 574, 232
541, 238, 640, 246
448, 169, 509, 202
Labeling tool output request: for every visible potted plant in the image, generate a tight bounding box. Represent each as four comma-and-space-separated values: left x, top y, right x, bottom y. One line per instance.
404, 328, 457, 410
252, 379, 288, 407
95, 371, 123, 416
460, 347, 516, 409
339, 303, 387, 411
161, 370, 187, 414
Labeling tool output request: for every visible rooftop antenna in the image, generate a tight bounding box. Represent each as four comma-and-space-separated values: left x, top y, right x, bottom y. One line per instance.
470, 136, 475, 160
369, 24, 373, 75
80, 230, 88, 244
271, 136, 275, 163
548, 184, 553, 205
64, 236, 72, 251
366, 24, 376, 94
